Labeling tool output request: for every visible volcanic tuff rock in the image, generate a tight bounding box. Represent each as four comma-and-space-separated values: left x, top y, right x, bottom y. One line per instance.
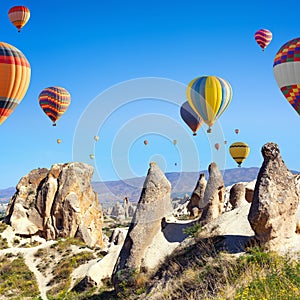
5, 162, 103, 248
113, 162, 172, 289
187, 173, 207, 217
248, 142, 299, 251
200, 162, 225, 224
229, 183, 247, 209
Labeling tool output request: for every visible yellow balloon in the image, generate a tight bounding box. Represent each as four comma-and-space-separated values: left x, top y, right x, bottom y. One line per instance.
229, 142, 250, 167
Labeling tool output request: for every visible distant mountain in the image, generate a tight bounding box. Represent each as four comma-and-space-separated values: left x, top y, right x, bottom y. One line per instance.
1, 167, 299, 206
0, 187, 16, 203
92, 167, 262, 205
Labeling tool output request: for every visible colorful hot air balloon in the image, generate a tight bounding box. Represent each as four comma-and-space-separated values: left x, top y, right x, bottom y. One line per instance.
273, 37, 300, 115
180, 101, 202, 135
0, 42, 31, 125
94, 135, 99, 142
254, 29, 272, 51
39, 87, 71, 126
187, 76, 232, 133
173, 139, 177, 145
57, 139, 62, 144
229, 142, 250, 167
235, 128, 239, 135
144, 140, 148, 145
215, 143, 220, 150
8, 6, 30, 32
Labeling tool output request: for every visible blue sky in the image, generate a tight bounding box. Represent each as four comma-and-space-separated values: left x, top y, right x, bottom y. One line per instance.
1, 0, 300, 188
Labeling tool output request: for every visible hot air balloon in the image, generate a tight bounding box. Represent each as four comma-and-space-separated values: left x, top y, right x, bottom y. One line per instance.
180, 101, 202, 135
39, 87, 71, 126
57, 139, 62, 144
215, 143, 220, 150
89, 154, 95, 159
224, 140, 228, 145
94, 135, 99, 142
229, 142, 250, 167
187, 76, 232, 133
8, 6, 30, 32
144, 140, 148, 145
273, 37, 300, 115
235, 129, 239, 135
173, 139, 177, 145
254, 29, 272, 51
0, 42, 31, 125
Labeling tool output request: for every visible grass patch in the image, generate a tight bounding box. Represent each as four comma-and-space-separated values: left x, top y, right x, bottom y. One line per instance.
0, 255, 40, 299
0, 236, 8, 249
0, 221, 8, 233
47, 251, 95, 299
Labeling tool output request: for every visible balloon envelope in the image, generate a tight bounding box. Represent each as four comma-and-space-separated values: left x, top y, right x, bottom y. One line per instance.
0, 42, 31, 125
144, 140, 148, 145
94, 135, 99, 142
8, 6, 30, 32
180, 101, 202, 135
254, 29, 272, 51
173, 139, 177, 145
186, 76, 232, 132
229, 142, 250, 167
57, 139, 62, 144
39, 86, 71, 126
89, 154, 95, 159
273, 37, 300, 115
215, 143, 220, 150
235, 129, 239, 134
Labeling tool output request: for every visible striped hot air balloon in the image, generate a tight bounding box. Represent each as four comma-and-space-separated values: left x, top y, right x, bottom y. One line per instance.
0, 42, 31, 125
254, 29, 272, 51
229, 142, 250, 167
180, 101, 202, 136
38, 87, 71, 126
187, 76, 232, 133
273, 37, 300, 115
8, 6, 30, 32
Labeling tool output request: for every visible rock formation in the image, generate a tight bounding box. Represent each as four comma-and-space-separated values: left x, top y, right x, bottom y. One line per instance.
113, 162, 172, 290
200, 162, 225, 224
5, 162, 103, 248
229, 183, 247, 209
187, 173, 207, 217
248, 142, 299, 251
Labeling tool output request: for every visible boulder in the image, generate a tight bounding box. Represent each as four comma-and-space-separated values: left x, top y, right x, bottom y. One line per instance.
229, 183, 247, 209
5, 162, 103, 248
200, 162, 225, 224
113, 162, 172, 290
187, 173, 207, 217
248, 142, 299, 251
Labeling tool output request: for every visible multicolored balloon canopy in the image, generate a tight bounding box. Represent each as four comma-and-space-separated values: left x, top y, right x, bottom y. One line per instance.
273, 37, 300, 115
0, 42, 31, 125
254, 29, 272, 51
8, 6, 30, 32
180, 101, 202, 135
39, 86, 71, 126
186, 76, 232, 133
229, 142, 250, 167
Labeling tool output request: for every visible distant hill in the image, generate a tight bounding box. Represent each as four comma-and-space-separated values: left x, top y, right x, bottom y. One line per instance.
1, 167, 299, 206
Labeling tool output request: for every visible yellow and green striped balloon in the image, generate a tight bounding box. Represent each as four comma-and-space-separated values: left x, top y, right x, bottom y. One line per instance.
229, 142, 250, 167
186, 76, 232, 132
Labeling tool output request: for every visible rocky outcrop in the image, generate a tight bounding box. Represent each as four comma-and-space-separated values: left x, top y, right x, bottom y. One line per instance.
248, 142, 299, 251
200, 162, 225, 224
109, 198, 136, 220
187, 173, 207, 217
113, 162, 172, 290
5, 162, 103, 248
229, 183, 247, 209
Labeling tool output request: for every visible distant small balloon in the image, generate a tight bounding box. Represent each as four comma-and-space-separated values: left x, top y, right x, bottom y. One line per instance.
224, 140, 228, 145
94, 135, 99, 142
215, 143, 220, 150
173, 139, 177, 145
235, 129, 239, 135
144, 140, 148, 145
57, 139, 62, 144
175, 162, 177, 166
89, 154, 95, 159
254, 29, 272, 51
